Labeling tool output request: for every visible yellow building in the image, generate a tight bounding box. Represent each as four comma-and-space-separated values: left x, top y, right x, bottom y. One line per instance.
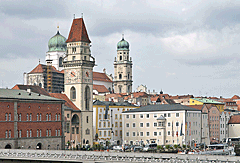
93, 100, 139, 145
189, 98, 224, 113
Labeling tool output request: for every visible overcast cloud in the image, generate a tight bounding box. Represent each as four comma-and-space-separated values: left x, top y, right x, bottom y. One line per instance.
1, 0, 240, 97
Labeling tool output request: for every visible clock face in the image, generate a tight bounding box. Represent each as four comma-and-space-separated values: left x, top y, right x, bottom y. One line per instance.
66, 69, 78, 84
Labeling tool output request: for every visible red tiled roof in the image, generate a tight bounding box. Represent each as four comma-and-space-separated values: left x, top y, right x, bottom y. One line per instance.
151, 96, 159, 102
66, 18, 91, 43
49, 93, 79, 111
232, 95, 240, 100
93, 84, 110, 93
186, 105, 203, 110
12, 84, 50, 96
228, 115, 240, 124
170, 95, 194, 99
29, 64, 63, 74
93, 72, 112, 82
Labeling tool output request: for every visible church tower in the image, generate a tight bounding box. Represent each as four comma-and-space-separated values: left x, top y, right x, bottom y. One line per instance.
46, 26, 67, 71
63, 18, 95, 146
114, 35, 133, 93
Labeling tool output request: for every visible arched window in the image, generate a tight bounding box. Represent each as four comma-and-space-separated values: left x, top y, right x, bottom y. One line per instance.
119, 74, 122, 79
128, 73, 130, 79
39, 83, 42, 88
86, 116, 88, 123
85, 86, 90, 110
46, 129, 48, 137
59, 57, 63, 67
37, 114, 39, 121
5, 113, 7, 121
55, 114, 57, 121
27, 114, 29, 121
46, 114, 48, 121
49, 114, 51, 121
86, 128, 90, 135
39, 114, 42, 121
70, 87, 76, 100
120, 56, 122, 60
58, 114, 60, 121
118, 85, 122, 93
72, 114, 79, 125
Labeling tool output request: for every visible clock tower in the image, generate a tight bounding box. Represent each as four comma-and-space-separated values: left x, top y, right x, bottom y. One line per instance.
114, 35, 133, 93
63, 17, 95, 146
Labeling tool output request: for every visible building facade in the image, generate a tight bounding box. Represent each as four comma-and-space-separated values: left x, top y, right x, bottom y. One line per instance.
122, 104, 202, 147
114, 35, 133, 93
93, 100, 138, 145
63, 17, 95, 146
0, 89, 64, 150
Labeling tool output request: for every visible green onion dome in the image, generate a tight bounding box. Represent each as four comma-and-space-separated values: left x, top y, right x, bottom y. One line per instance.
117, 35, 129, 50
48, 28, 67, 52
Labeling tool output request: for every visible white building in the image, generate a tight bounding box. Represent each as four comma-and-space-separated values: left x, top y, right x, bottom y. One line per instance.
93, 100, 138, 145
122, 104, 202, 147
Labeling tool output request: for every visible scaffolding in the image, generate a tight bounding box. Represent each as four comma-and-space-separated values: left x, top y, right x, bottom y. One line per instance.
46, 59, 53, 93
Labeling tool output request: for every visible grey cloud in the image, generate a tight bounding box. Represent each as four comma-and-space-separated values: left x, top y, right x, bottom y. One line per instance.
0, 0, 68, 19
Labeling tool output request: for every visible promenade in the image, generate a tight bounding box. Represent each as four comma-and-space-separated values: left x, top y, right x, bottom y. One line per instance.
0, 149, 239, 162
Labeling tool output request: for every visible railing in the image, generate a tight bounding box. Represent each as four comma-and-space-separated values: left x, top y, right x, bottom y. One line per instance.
0, 149, 239, 162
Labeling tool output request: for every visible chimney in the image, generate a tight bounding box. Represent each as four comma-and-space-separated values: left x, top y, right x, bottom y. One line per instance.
103, 68, 106, 74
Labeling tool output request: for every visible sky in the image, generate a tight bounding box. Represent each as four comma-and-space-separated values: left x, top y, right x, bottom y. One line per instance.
1, 0, 240, 98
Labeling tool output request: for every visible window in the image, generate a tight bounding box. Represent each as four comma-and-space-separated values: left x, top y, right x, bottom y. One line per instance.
126, 132, 129, 136
133, 132, 136, 137
27, 130, 29, 137
37, 114, 39, 121
55, 114, 57, 121
104, 131, 106, 136
168, 113, 171, 117
133, 114, 135, 118
164, 113, 166, 117
146, 123, 150, 127
70, 87, 76, 100
154, 114, 157, 118
29, 113, 32, 121
168, 131, 170, 135
19, 130, 22, 138
5, 130, 8, 138
5, 113, 7, 121
159, 132, 161, 136
140, 132, 143, 136
176, 122, 179, 127
49, 114, 51, 121
115, 130, 118, 136
9, 113, 11, 121
115, 122, 118, 127
58, 114, 60, 121
72, 127, 75, 134
27, 113, 29, 121
168, 122, 171, 127
86, 116, 88, 123
126, 123, 129, 127
146, 132, 150, 136
9, 130, 11, 138
108, 122, 111, 127
46, 114, 48, 121
126, 115, 129, 119
85, 86, 91, 110
154, 132, 157, 136
29, 130, 32, 137
104, 122, 106, 127
146, 114, 149, 118
99, 131, 102, 136
140, 114, 143, 118
133, 123, 136, 127
49, 129, 51, 136
176, 113, 179, 117
67, 114, 70, 118
115, 114, 118, 119
66, 123, 70, 133
99, 122, 101, 127
37, 130, 39, 137
99, 114, 102, 119
39, 114, 41, 121
154, 122, 157, 127
120, 114, 122, 119
55, 129, 58, 136
58, 129, 61, 136
140, 123, 143, 127
19, 114, 21, 121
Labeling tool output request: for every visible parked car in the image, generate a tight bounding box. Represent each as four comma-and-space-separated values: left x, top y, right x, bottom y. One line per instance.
143, 143, 157, 152
134, 146, 143, 152
113, 145, 122, 151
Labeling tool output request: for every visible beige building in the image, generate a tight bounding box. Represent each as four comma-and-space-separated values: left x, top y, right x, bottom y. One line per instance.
122, 104, 202, 147
93, 100, 139, 145
63, 17, 94, 146
114, 35, 133, 93
228, 114, 240, 138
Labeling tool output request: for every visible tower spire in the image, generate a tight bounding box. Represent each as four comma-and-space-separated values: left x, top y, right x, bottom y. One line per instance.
81, 13, 83, 18
122, 34, 124, 40
57, 23, 59, 34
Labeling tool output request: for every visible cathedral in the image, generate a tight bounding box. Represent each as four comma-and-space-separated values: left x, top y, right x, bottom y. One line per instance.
22, 17, 133, 147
